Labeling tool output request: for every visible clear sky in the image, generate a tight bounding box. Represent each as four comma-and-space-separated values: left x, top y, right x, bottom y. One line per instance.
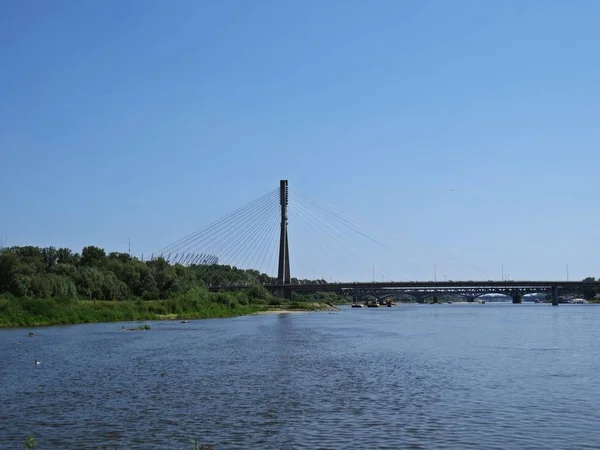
1, 0, 599, 282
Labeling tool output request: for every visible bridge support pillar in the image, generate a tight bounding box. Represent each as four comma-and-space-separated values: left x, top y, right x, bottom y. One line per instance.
432, 295, 439, 304
277, 180, 291, 299
552, 285, 559, 306
512, 290, 522, 304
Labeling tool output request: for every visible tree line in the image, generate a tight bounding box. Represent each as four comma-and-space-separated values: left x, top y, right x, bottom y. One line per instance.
0, 245, 287, 301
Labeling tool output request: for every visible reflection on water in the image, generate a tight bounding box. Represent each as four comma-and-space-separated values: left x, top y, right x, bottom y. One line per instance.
2, 304, 600, 449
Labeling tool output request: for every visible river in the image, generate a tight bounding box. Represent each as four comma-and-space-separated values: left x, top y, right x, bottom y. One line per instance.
2, 304, 600, 449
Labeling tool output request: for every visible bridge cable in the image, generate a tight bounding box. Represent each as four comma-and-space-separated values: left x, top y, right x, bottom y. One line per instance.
165, 189, 279, 262
197, 196, 279, 285
253, 205, 281, 282
154, 188, 279, 257
234, 203, 281, 280
176, 193, 277, 284
192, 194, 279, 285
168, 189, 279, 261
219, 199, 280, 284
288, 202, 343, 282
291, 187, 488, 278
290, 199, 391, 280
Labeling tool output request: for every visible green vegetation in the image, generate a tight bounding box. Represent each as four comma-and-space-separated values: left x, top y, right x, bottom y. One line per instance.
0, 245, 340, 328
0, 245, 277, 301
582, 277, 600, 301
292, 291, 347, 304
25, 436, 37, 450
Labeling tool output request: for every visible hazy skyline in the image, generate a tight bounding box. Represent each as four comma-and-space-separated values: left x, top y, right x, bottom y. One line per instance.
1, 0, 599, 281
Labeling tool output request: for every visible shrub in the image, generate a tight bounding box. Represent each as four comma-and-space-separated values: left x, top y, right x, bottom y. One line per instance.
21, 298, 56, 316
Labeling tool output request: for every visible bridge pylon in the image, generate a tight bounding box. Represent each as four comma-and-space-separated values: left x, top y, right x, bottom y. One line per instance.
277, 180, 291, 299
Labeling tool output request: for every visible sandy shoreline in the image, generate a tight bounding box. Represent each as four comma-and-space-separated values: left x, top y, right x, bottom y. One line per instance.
252, 309, 312, 315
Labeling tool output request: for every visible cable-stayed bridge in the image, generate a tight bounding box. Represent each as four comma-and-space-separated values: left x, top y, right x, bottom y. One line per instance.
153, 180, 600, 305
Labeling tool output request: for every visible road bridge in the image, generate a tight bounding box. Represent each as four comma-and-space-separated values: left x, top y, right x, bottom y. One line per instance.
211, 280, 600, 305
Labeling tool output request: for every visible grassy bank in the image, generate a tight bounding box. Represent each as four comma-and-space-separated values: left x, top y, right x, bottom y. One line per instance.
0, 287, 337, 328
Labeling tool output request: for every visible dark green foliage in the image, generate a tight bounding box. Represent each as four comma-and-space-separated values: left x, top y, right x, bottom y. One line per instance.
582, 277, 599, 300
247, 284, 270, 302
80, 246, 106, 266
25, 436, 37, 449
0, 245, 279, 302
0, 245, 278, 303
57, 247, 79, 265
292, 291, 347, 304
0, 245, 336, 327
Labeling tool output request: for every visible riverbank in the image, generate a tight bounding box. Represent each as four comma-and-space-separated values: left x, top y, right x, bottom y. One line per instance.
0, 297, 337, 328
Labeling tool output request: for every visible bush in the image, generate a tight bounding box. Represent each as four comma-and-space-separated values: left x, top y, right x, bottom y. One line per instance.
21, 298, 56, 316
214, 293, 237, 308
143, 290, 160, 301
55, 295, 77, 306
247, 285, 270, 300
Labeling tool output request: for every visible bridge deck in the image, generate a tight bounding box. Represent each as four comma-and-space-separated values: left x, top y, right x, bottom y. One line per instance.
210, 280, 600, 291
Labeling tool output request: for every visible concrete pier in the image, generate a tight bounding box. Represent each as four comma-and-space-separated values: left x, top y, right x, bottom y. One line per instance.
512, 291, 522, 304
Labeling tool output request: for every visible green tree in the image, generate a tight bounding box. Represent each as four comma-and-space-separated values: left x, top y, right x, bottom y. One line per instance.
108, 252, 132, 263
581, 277, 598, 300
76, 266, 106, 299
80, 246, 106, 267
57, 247, 79, 265
102, 272, 128, 300
41, 246, 59, 269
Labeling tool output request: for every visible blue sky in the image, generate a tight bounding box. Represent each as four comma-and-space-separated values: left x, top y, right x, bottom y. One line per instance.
1, 0, 599, 281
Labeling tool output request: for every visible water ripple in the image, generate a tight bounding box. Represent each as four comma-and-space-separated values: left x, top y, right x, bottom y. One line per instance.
2, 306, 600, 448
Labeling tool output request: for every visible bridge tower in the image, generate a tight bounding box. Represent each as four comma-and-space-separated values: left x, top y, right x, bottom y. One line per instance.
277, 180, 291, 299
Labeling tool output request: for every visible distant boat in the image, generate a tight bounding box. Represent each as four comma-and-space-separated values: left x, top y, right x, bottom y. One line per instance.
351, 304, 363, 308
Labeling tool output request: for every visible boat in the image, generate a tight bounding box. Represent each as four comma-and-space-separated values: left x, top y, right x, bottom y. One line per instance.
351, 303, 364, 308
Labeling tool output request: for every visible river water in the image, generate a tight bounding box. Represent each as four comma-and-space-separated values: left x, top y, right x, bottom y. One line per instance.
2, 304, 600, 449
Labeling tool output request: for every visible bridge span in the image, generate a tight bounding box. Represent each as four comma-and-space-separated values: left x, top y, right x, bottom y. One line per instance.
210, 280, 600, 306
